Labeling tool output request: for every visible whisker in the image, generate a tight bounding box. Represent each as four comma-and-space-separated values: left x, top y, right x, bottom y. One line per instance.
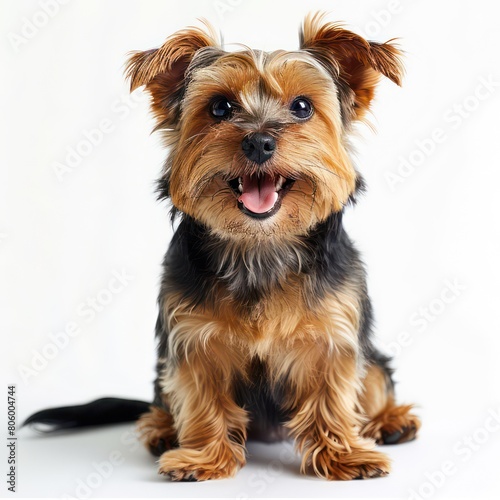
288, 188, 310, 198
195, 189, 232, 199
210, 188, 233, 202
304, 163, 346, 181
310, 178, 317, 214
184, 129, 211, 144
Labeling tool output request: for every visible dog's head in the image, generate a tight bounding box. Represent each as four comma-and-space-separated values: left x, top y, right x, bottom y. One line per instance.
126, 13, 403, 242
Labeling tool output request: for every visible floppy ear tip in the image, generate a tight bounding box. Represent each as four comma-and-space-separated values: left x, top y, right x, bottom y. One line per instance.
124, 51, 141, 92
384, 39, 406, 82
124, 49, 157, 92
370, 39, 405, 86
124, 22, 220, 93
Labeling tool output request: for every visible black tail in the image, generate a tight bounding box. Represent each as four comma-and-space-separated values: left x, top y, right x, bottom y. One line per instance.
23, 397, 150, 432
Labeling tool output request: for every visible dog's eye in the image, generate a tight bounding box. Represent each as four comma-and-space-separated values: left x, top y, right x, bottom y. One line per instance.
290, 97, 313, 120
210, 97, 233, 120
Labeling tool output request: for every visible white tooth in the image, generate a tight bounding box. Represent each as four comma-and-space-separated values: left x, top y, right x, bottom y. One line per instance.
238, 183, 243, 193
275, 175, 284, 191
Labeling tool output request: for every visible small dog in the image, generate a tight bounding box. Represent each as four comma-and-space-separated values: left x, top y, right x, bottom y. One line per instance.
26, 13, 420, 481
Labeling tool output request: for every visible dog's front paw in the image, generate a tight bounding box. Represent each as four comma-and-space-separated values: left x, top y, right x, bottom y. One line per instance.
158, 446, 244, 481
310, 448, 391, 480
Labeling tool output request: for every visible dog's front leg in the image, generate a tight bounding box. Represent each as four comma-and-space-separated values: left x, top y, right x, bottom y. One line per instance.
269, 286, 392, 481
279, 339, 391, 480
158, 336, 248, 481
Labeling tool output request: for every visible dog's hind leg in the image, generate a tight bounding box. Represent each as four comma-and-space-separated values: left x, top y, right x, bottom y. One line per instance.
359, 360, 421, 445
137, 405, 178, 456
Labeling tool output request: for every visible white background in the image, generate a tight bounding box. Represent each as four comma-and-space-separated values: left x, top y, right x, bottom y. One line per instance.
2, 0, 500, 498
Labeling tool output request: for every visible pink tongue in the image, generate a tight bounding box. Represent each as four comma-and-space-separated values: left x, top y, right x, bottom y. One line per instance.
238, 174, 278, 214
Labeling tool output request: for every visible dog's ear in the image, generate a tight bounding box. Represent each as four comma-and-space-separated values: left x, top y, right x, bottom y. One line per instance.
300, 13, 404, 122
126, 23, 220, 128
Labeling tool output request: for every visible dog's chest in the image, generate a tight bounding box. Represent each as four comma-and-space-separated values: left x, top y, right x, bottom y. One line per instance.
163, 272, 360, 362
217, 288, 327, 358
219, 278, 361, 361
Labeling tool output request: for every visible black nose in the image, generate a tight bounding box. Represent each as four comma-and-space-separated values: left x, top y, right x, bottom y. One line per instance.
241, 133, 276, 164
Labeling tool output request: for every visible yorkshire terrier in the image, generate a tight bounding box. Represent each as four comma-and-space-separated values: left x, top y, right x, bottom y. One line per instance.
25, 13, 420, 481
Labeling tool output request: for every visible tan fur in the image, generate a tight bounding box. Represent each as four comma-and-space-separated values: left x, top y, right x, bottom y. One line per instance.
361, 401, 421, 445
158, 293, 250, 479
125, 17, 403, 242
360, 363, 393, 418
137, 406, 177, 455
157, 277, 393, 479
360, 364, 421, 444
158, 345, 248, 480
162, 272, 361, 359
263, 284, 390, 480
168, 52, 356, 239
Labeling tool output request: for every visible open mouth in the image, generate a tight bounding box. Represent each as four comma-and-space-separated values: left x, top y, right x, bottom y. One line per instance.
228, 173, 295, 219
